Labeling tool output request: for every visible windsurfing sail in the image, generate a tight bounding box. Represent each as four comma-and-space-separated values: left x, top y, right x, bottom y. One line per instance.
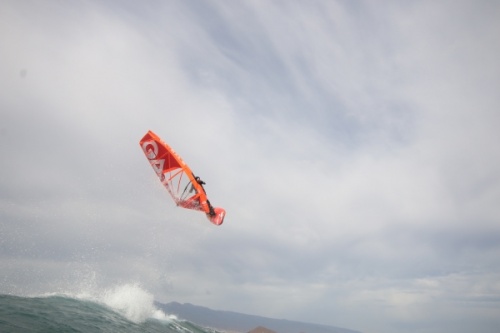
139, 130, 225, 225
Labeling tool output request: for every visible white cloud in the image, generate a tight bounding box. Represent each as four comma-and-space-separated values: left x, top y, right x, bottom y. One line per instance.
1, 1, 500, 333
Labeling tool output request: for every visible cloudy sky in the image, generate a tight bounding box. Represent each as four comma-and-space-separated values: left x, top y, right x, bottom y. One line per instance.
1, 1, 500, 333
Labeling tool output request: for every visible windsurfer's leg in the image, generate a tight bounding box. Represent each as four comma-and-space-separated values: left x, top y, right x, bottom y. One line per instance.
207, 200, 216, 217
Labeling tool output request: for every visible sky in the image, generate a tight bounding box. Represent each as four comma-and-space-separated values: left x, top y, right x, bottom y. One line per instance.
1, 1, 500, 333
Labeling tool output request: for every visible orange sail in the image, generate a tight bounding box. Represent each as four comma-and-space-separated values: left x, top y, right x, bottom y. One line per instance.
139, 130, 225, 225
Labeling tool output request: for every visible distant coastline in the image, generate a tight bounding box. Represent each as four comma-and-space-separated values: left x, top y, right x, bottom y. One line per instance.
156, 301, 362, 333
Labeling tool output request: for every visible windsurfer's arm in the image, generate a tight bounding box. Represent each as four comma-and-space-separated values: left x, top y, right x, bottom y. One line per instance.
195, 176, 206, 186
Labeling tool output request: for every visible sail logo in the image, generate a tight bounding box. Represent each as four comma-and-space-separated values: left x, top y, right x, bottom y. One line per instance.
142, 140, 165, 181
142, 140, 158, 159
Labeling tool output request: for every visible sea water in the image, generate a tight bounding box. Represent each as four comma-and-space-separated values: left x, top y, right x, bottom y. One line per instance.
0, 284, 221, 333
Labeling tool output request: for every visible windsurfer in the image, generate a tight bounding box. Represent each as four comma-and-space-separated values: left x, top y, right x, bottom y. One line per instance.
194, 176, 215, 217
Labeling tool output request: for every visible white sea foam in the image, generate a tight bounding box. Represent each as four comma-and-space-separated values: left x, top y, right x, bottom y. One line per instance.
101, 283, 172, 323
34, 270, 174, 325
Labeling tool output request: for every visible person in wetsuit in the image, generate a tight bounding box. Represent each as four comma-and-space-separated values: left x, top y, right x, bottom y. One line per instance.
194, 176, 216, 217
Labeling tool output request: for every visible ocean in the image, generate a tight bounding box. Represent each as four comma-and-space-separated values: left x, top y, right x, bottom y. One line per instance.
0, 284, 221, 333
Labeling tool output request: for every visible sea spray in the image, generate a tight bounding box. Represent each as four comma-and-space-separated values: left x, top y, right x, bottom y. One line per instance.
102, 283, 168, 323
41, 281, 173, 324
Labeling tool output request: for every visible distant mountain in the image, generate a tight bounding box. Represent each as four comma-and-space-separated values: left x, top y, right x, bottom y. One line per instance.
156, 302, 361, 333
248, 326, 276, 333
